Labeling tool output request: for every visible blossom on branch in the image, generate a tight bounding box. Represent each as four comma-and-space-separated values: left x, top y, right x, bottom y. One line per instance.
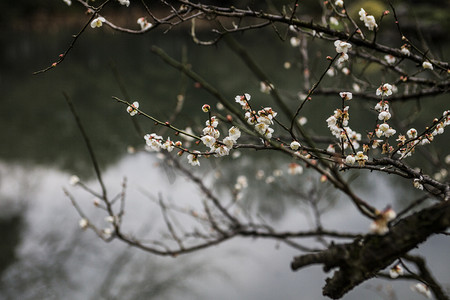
339, 92, 352, 101
411, 283, 432, 299
126, 101, 139, 116
187, 152, 200, 166
376, 84, 393, 97
90, 17, 106, 28
334, 40, 352, 54
359, 8, 378, 31
389, 264, 404, 278
118, 0, 130, 7
422, 61, 433, 70
137, 17, 152, 30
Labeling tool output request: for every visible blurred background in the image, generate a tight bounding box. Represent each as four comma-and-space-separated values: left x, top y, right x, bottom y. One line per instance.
0, 1, 449, 299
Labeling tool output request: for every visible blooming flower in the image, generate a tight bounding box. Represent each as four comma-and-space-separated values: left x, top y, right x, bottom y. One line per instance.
222, 136, 235, 149
187, 153, 200, 166
118, 0, 130, 6
389, 265, 404, 278
126, 101, 139, 116
327, 144, 335, 153
288, 163, 303, 175
79, 218, 89, 230
290, 37, 301, 47
359, 8, 378, 31
214, 145, 230, 157
137, 17, 152, 30
339, 92, 352, 101
203, 126, 220, 139
422, 61, 433, 70
91, 16, 106, 28
228, 126, 241, 141
70, 175, 80, 186
337, 53, 349, 65
144, 133, 163, 151
345, 155, 356, 165
200, 135, 216, 147
407, 128, 418, 139
329, 17, 339, 26
376, 83, 393, 97
334, 40, 352, 54
161, 138, 174, 152
290, 141, 301, 150
384, 54, 396, 64
378, 111, 391, 121
235, 93, 251, 109
413, 178, 424, 190
400, 44, 410, 56
411, 283, 432, 299
355, 151, 368, 166
335, 0, 343, 7
260, 81, 274, 94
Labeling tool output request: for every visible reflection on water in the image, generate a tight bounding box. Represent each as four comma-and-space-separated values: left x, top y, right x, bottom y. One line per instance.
1, 22, 449, 300
0, 153, 448, 300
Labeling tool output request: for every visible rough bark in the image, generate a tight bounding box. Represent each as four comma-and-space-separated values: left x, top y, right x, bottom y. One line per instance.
291, 201, 450, 299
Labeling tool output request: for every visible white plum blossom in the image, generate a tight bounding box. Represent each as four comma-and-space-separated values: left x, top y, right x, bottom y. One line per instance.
290, 37, 301, 47
334, 40, 352, 54
378, 110, 391, 121
413, 178, 424, 190
126, 101, 139, 116
118, 0, 130, 6
161, 138, 174, 152
389, 264, 404, 278
355, 151, 368, 166
422, 61, 433, 70
329, 17, 339, 26
63, 0, 72, 5
288, 163, 303, 175
335, 0, 343, 7
339, 92, 352, 101
214, 145, 230, 157
327, 144, 335, 153
187, 153, 200, 166
352, 83, 361, 92
400, 44, 410, 56
337, 53, 349, 65
137, 17, 152, 30
144, 133, 163, 151
411, 283, 432, 299
407, 128, 418, 139
203, 126, 220, 139
201, 135, 216, 147
228, 126, 241, 141
222, 136, 235, 149
384, 54, 396, 64
376, 83, 393, 97
235, 93, 251, 109
90, 16, 106, 28
341, 67, 350, 75
79, 218, 89, 230
290, 141, 301, 150
359, 8, 378, 31
345, 155, 356, 165
69, 175, 80, 186
260, 81, 274, 94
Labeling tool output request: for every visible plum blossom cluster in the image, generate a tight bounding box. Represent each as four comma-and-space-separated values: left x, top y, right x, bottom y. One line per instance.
334, 40, 352, 65
359, 8, 378, 31
235, 93, 277, 139
396, 110, 450, 159
372, 100, 396, 144
200, 114, 241, 159
326, 99, 362, 151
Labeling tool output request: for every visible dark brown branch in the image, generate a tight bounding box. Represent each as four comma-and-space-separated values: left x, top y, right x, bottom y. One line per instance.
291, 201, 450, 299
